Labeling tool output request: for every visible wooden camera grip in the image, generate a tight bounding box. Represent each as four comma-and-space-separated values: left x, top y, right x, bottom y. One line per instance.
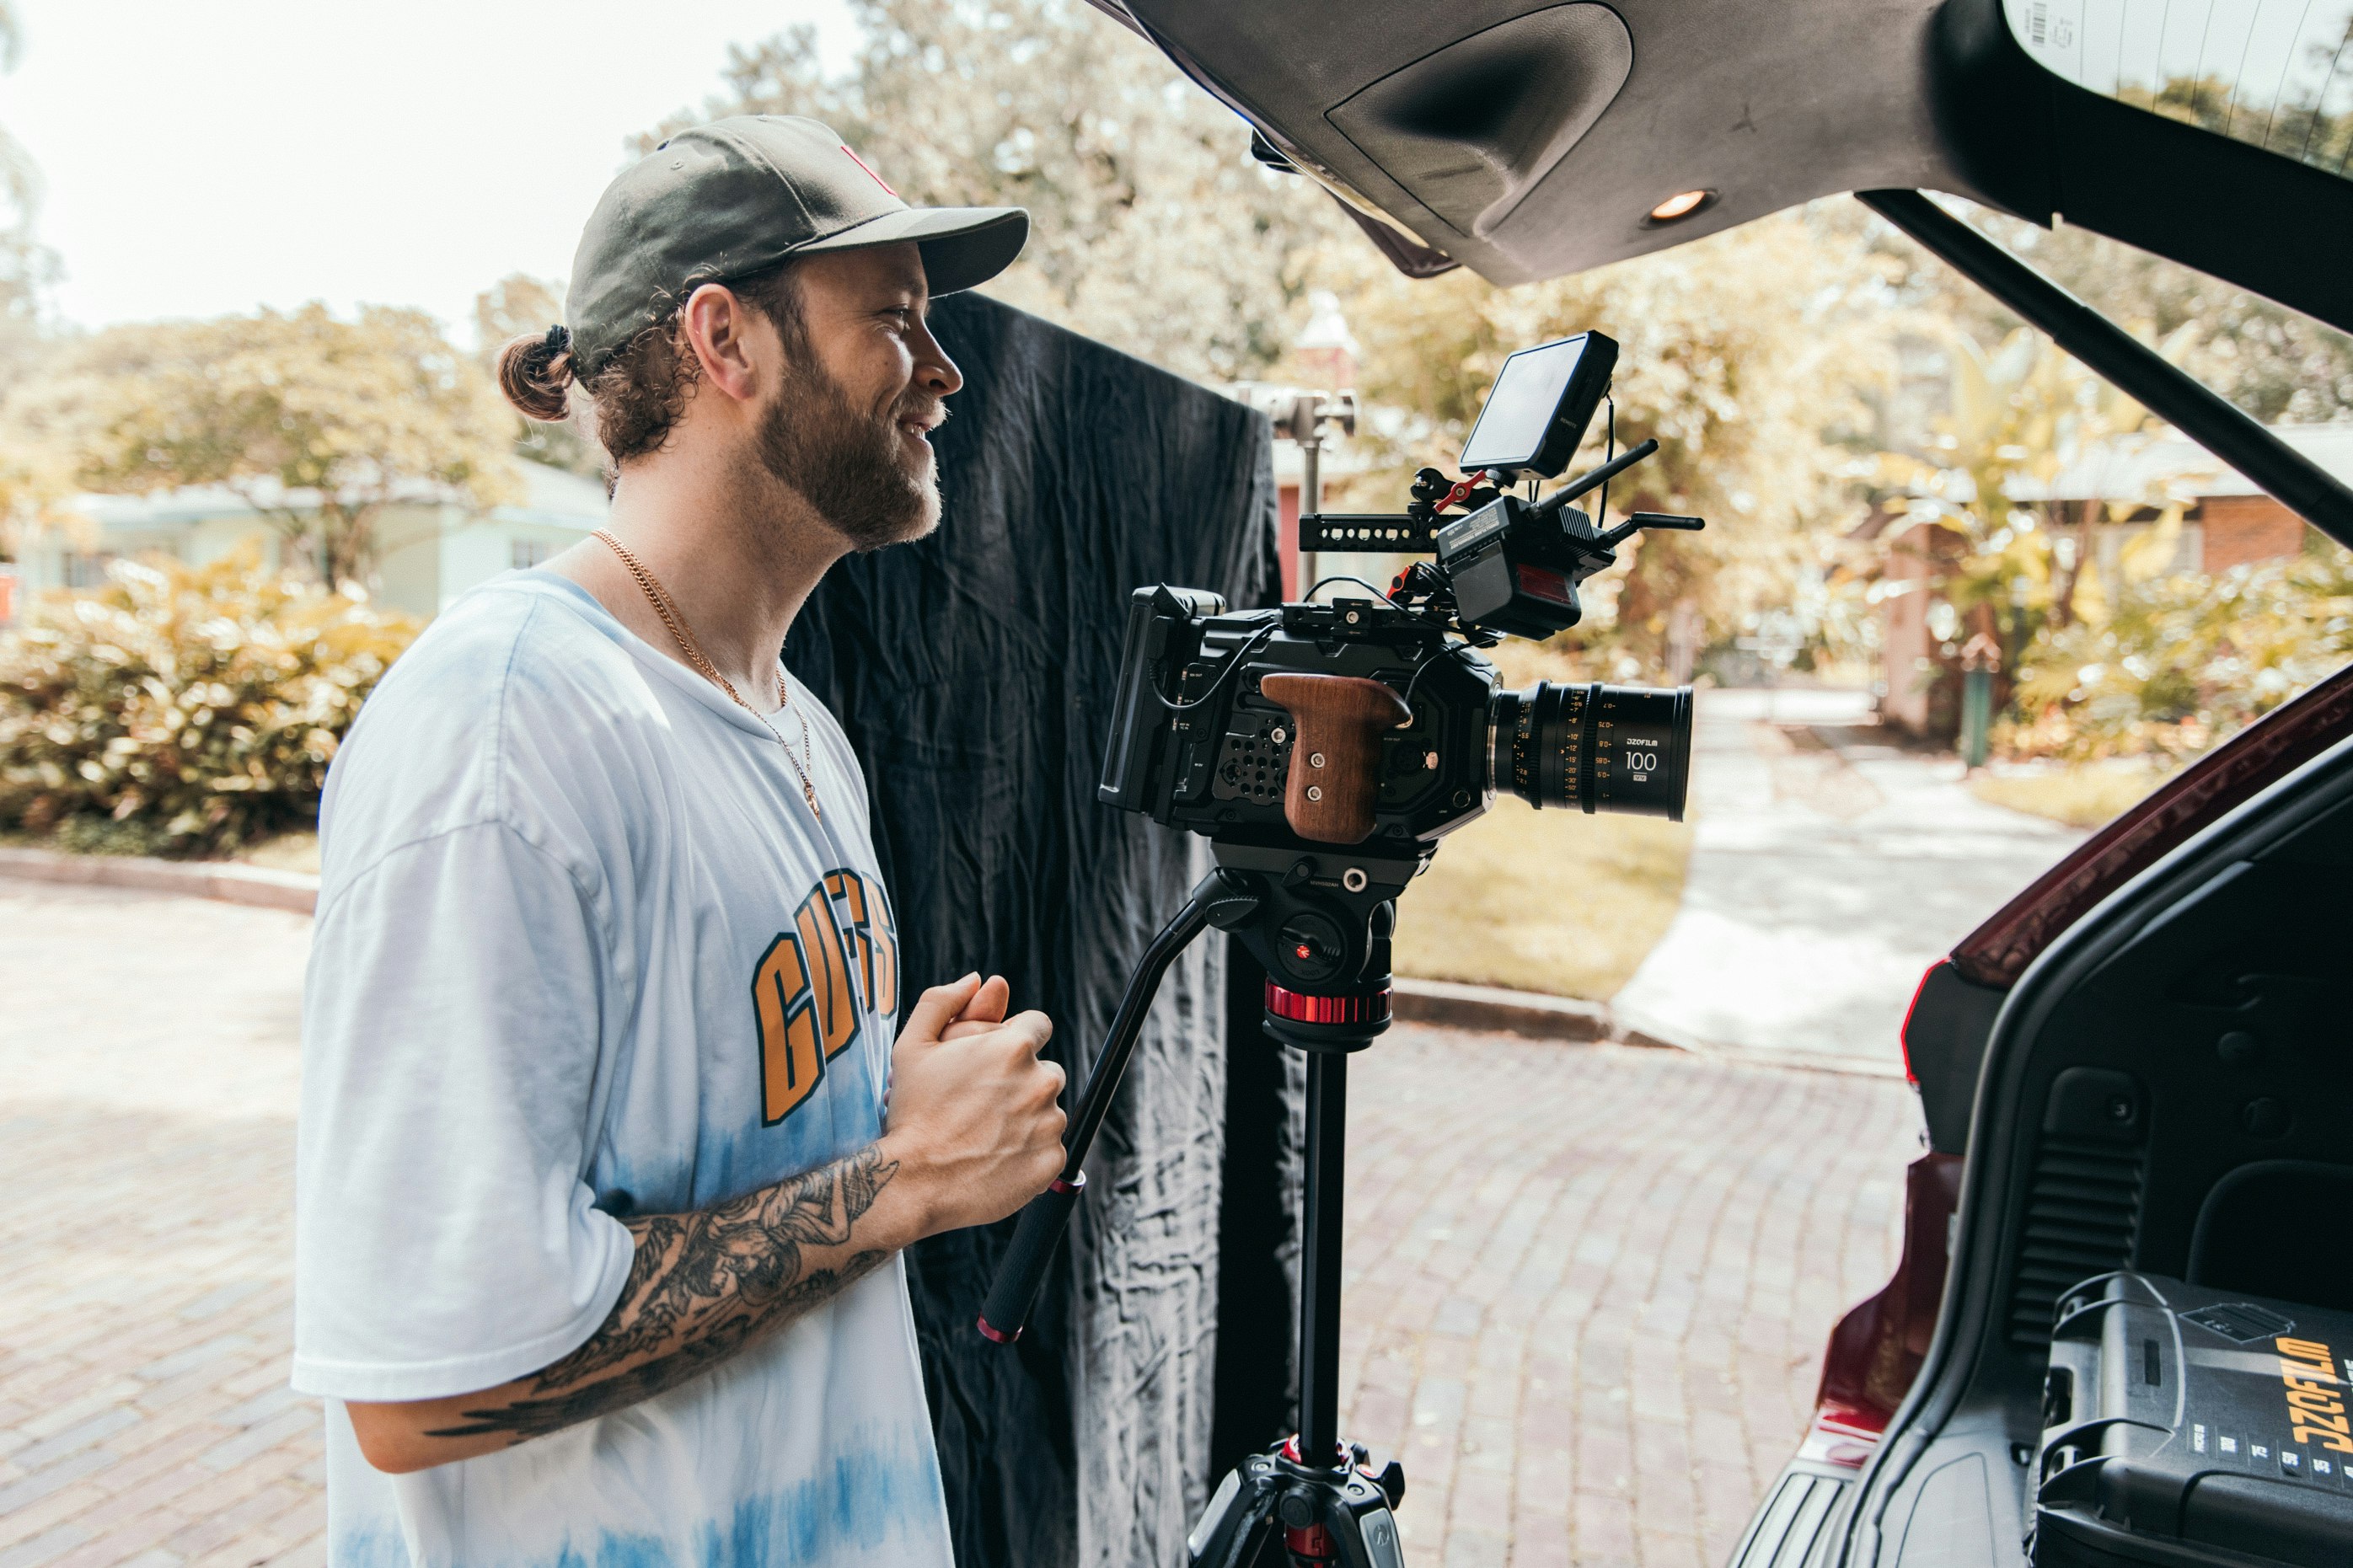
1258, 673, 1412, 845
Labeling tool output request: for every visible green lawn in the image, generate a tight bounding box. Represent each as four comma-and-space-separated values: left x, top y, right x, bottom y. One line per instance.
1391, 796, 1695, 1001
1970, 763, 2173, 829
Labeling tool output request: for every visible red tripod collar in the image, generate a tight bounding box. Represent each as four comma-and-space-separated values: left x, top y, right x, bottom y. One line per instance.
1263, 982, 1391, 1027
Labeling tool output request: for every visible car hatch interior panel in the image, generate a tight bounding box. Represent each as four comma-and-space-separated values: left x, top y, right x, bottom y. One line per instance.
1118, 0, 2353, 334
1323, 4, 1633, 243
1121, 0, 1954, 285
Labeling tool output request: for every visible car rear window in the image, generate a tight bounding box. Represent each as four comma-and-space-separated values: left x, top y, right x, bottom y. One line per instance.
2006, 0, 2352, 179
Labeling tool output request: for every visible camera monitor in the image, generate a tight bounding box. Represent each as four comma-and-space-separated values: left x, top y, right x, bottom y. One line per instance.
1458, 331, 1618, 479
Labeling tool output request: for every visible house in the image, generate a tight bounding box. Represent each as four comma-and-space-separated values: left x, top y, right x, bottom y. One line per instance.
2011, 423, 2353, 580
7, 461, 608, 621
1861, 422, 2349, 737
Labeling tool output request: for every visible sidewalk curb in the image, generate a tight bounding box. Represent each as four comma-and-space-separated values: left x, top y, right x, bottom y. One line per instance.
1390, 976, 1675, 1049
1610, 998, 1911, 1079
1394, 977, 1907, 1078
0, 849, 1905, 1078
0, 846, 319, 913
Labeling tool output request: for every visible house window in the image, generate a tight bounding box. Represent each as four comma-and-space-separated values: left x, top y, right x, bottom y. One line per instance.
511, 538, 552, 570
64, 552, 117, 589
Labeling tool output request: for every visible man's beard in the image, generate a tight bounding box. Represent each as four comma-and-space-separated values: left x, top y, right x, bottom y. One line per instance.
753, 351, 942, 553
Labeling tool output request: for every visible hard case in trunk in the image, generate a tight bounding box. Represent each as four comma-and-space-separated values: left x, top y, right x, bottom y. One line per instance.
2032, 1272, 2353, 1567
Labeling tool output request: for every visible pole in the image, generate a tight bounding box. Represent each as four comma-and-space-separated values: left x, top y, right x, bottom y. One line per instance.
977, 888, 1220, 1344
1297, 1049, 1349, 1469
1300, 423, 1323, 600
1960, 667, 1992, 771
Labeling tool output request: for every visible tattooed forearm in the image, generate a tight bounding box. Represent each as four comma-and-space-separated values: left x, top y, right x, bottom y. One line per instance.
422, 1144, 899, 1445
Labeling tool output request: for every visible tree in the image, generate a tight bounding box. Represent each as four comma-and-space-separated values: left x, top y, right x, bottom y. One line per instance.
1327, 201, 1901, 676
1966, 212, 2353, 425
657, 0, 1347, 384
8, 304, 517, 586
2002, 545, 2353, 763
1863, 324, 2182, 730
0, 0, 54, 378
0, 0, 61, 558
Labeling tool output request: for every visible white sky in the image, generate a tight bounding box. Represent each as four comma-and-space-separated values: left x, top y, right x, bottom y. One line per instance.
3, 1, 862, 340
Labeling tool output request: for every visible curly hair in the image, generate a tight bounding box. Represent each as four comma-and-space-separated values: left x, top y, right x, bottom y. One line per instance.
496, 264, 805, 467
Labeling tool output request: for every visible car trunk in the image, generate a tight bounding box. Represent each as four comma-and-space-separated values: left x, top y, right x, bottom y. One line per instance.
1780, 672, 2353, 1567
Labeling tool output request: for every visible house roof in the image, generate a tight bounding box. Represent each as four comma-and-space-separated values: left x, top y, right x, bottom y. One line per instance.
2011, 424, 2353, 506
65, 460, 609, 534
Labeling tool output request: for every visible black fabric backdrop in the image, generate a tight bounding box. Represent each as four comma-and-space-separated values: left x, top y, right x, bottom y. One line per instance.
783, 293, 1300, 1568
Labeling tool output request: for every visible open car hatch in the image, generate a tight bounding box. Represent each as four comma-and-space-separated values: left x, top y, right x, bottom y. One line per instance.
1102, 0, 2352, 339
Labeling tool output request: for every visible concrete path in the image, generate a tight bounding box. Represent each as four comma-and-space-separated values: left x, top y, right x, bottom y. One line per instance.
1613, 689, 2088, 1076
0, 878, 1922, 1568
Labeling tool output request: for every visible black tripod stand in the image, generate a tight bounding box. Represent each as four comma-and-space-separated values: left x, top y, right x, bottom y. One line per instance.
978, 845, 1414, 1568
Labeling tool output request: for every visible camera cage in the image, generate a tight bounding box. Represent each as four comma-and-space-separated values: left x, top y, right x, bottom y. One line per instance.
1098, 338, 1710, 874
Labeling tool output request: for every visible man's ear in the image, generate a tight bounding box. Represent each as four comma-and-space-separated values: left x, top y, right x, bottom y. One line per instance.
678, 283, 765, 407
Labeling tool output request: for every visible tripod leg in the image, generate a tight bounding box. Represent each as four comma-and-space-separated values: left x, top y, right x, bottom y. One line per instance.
1298, 1050, 1349, 1469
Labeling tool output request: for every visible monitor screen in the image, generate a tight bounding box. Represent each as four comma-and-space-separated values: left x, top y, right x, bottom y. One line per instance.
1459, 334, 1605, 477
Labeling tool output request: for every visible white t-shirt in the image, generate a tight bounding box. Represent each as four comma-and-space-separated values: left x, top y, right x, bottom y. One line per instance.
293, 571, 952, 1568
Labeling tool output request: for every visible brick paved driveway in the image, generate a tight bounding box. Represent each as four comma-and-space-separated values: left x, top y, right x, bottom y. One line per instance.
1336, 1030, 1917, 1567
0, 880, 1919, 1568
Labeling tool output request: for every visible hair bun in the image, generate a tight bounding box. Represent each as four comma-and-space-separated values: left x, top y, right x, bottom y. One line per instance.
497, 326, 576, 422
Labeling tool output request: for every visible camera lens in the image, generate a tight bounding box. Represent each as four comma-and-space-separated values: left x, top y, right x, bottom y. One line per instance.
1491, 681, 1691, 820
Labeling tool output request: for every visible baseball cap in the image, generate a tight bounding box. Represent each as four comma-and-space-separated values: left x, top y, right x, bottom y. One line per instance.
564, 115, 1030, 374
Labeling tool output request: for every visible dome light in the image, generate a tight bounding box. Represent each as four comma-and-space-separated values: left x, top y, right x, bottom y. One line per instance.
1646, 189, 1715, 223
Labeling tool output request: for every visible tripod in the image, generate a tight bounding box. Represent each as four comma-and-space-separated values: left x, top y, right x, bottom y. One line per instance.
978, 844, 1414, 1568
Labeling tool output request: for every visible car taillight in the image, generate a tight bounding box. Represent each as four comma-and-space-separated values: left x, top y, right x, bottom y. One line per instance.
1898, 960, 1943, 1089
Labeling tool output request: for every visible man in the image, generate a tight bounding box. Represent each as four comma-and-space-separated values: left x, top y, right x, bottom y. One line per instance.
292, 116, 1064, 1567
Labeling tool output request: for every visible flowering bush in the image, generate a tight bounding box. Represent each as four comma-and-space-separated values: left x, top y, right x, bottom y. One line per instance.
0, 550, 416, 854
1998, 550, 2353, 762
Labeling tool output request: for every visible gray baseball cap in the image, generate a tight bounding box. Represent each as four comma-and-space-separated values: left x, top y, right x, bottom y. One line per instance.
565, 115, 1029, 373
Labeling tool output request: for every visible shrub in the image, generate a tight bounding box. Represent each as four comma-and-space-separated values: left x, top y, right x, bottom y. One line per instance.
1997, 549, 2353, 763
0, 549, 416, 855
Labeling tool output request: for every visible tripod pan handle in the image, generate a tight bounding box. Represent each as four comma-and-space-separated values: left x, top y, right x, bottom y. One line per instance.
976, 1171, 1085, 1343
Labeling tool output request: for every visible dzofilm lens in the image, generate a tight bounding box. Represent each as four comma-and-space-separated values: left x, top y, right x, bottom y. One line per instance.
1493, 681, 1692, 820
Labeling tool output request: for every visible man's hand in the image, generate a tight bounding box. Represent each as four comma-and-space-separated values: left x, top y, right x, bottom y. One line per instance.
346, 972, 1065, 1475
882, 972, 1067, 1236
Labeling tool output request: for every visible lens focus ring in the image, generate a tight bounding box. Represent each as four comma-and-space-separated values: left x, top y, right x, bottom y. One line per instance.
1498, 680, 1691, 821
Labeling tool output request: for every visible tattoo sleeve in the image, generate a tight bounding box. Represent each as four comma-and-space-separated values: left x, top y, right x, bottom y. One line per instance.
423, 1143, 900, 1446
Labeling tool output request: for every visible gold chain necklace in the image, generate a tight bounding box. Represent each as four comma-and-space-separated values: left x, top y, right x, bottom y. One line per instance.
594, 529, 821, 820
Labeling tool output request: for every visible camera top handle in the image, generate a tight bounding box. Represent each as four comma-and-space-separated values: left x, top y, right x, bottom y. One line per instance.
1299, 437, 1697, 559
1527, 436, 1659, 521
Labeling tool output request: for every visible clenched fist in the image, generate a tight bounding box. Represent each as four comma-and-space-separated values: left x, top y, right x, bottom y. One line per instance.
879, 973, 1068, 1237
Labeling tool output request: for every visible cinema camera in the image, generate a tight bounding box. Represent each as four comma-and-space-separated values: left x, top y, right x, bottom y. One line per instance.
1104, 329, 1697, 864
981, 332, 1705, 1568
